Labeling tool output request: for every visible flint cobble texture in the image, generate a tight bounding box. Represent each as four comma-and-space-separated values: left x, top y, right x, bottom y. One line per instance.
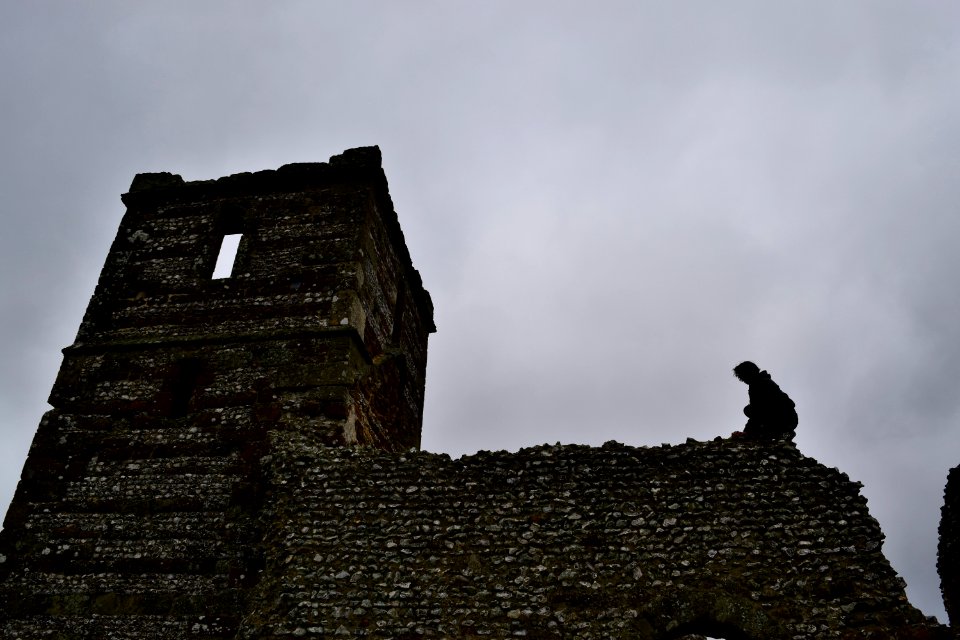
241, 434, 948, 639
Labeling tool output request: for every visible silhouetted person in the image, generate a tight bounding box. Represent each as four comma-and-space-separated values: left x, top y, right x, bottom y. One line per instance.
733, 361, 797, 440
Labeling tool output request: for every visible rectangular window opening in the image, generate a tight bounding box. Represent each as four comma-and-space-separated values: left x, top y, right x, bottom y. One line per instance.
212, 233, 242, 279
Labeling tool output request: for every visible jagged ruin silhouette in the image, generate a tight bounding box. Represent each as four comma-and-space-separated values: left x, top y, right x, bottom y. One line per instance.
0, 147, 955, 639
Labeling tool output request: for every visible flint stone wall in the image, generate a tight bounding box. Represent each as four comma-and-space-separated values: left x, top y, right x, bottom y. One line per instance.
242, 434, 947, 640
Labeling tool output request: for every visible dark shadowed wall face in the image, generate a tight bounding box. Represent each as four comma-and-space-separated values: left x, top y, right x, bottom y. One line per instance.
939, 466, 960, 626
242, 436, 947, 639
2, 1, 960, 621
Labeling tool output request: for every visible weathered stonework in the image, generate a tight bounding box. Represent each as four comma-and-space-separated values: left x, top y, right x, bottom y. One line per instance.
0, 148, 955, 639
238, 435, 948, 640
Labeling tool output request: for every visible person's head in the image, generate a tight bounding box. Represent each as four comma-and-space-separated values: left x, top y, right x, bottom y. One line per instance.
733, 361, 761, 384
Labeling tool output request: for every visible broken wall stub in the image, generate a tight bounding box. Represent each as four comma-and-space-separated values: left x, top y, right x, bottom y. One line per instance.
940, 465, 960, 628
0, 147, 434, 637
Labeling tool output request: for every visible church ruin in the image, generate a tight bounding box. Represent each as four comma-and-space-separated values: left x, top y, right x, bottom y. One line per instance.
0, 147, 955, 638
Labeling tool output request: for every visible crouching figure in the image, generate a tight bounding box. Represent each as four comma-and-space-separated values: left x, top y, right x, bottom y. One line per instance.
733, 361, 797, 441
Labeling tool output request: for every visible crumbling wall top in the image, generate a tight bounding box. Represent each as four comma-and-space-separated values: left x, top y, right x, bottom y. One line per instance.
243, 435, 947, 639
124, 146, 386, 201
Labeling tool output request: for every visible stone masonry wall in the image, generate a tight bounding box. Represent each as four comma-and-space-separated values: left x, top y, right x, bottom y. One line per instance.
242, 434, 949, 640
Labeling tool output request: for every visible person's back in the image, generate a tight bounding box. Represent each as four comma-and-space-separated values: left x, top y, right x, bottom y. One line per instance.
733, 361, 797, 440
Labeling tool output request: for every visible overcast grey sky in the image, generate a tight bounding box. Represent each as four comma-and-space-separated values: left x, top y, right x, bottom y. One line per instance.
2, 1, 959, 621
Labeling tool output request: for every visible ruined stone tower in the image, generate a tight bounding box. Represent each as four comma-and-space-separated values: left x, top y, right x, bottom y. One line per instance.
1, 147, 955, 639
69, 144, 433, 452
0, 146, 434, 637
